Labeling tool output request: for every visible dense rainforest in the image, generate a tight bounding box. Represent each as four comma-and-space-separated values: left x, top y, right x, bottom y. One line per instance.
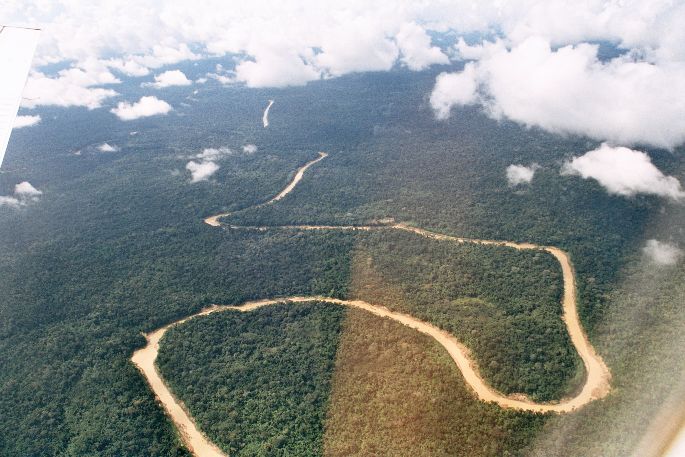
1, 60, 683, 456
158, 302, 346, 456
350, 229, 577, 402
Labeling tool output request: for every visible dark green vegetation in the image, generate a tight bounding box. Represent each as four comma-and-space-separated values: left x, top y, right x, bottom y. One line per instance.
1, 60, 683, 456
351, 229, 578, 402
158, 302, 345, 456
324, 309, 546, 457
528, 209, 685, 456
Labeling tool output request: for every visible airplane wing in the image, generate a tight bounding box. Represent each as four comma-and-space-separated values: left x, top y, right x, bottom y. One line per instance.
0, 25, 41, 167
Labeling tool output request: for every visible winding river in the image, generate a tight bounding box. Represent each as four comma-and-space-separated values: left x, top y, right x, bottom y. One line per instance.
131, 152, 611, 456
262, 99, 274, 128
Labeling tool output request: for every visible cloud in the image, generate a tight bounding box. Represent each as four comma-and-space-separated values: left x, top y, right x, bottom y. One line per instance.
13, 115, 41, 129
430, 37, 685, 149
186, 160, 219, 182
0, 196, 21, 208
111, 96, 172, 121
185, 146, 235, 182
430, 64, 479, 120
195, 147, 233, 160
14, 181, 42, 197
506, 163, 539, 186
642, 239, 683, 266
7, 0, 685, 76
97, 143, 119, 152
23, 69, 119, 109
130, 44, 199, 70
234, 52, 321, 88
206, 70, 234, 85
314, 22, 399, 77
106, 59, 150, 77
143, 70, 192, 88
562, 144, 685, 200
5, 0, 685, 153
242, 144, 258, 154
396, 22, 449, 71
0, 181, 42, 208
455, 37, 488, 60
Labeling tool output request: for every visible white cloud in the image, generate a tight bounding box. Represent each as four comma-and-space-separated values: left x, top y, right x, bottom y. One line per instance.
455, 37, 488, 60
1, 181, 42, 208
562, 144, 685, 200
97, 143, 119, 152
314, 23, 399, 77
132, 44, 199, 70
207, 73, 233, 84
642, 239, 683, 266
13, 115, 41, 129
186, 160, 219, 182
14, 181, 42, 197
429, 37, 685, 149
111, 96, 172, 121
430, 64, 479, 120
0, 196, 21, 208
7, 0, 684, 76
143, 69, 192, 89
23, 70, 119, 109
106, 58, 150, 77
396, 22, 449, 71
243, 144, 258, 154
4, 0, 685, 152
235, 52, 320, 88
185, 146, 237, 182
195, 147, 232, 160
506, 164, 539, 186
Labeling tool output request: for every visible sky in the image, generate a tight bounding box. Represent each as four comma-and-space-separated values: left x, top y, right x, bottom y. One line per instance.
3, 0, 684, 147
2, 0, 685, 197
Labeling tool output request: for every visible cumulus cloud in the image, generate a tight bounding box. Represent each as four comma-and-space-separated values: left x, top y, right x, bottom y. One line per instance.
506, 163, 539, 186
97, 143, 119, 152
14, 181, 42, 197
0, 181, 42, 208
13, 115, 41, 129
22, 46, 197, 109
195, 147, 233, 160
106, 59, 150, 77
642, 239, 683, 266
430, 64, 479, 120
430, 37, 685, 149
314, 25, 399, 77
184, 146, 245, 182
7, 0, 685, 74
4, 0, 685, 152
235, 51, 321, 88
23, 69, 119, 109
143, 69, 192, 88
0, 196, 21, 208
396, 22, 449, 71
111, 96, 172, 121
186, 160, 219, 183
243, 144, 258, 154
562, 144, 685, 200
455, 37, 488, 60
131, 44, 199, 71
